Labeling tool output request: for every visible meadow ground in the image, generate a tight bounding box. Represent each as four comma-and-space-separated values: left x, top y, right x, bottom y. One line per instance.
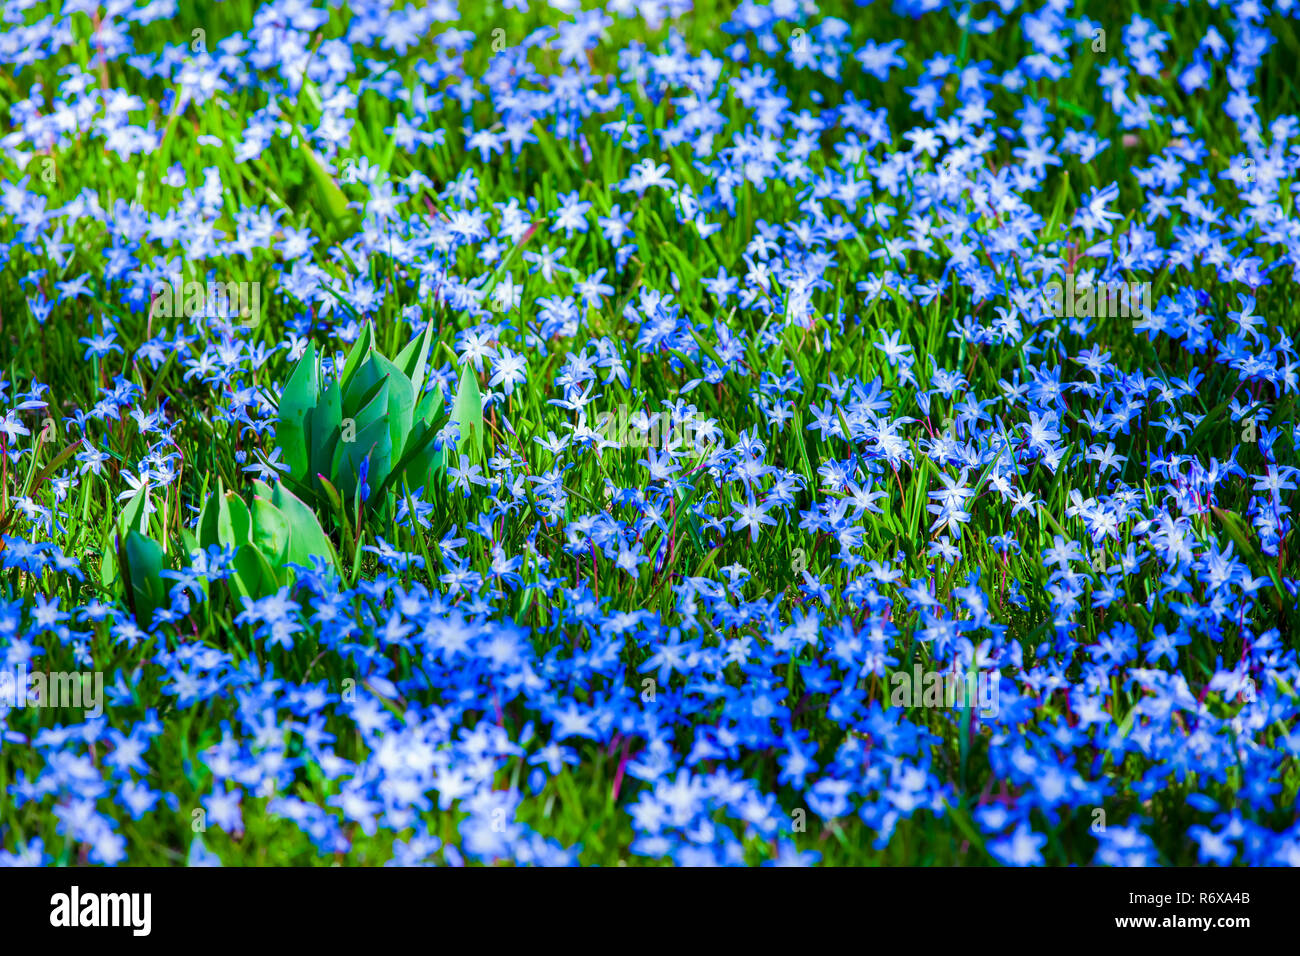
0, 0, 1299, 866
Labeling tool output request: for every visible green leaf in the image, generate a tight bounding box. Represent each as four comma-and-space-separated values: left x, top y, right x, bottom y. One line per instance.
1185, 398, 1232, 455
270, 481, 343, 578
346, 376, 392, 435
316, 473, 345, 517
341, 352, 415, 465
369, 351, 416, 464
342, 379, 394, 492
341, 354, 390, 417
117, 480, 152, 537
26, 439, 83, 498
451, 362, 484, 463
1211, 506, 1258, 563
216, 491, 253, 550
197, 479, 223, 551
332, 417, 392, 504
307, 378, 343, 489
249, 495, 292, 566
393, 319, 437, 397
415, 386, 444, 427
298, 139, 355, 232
277, 341, 320, 482
100, 543, 117, 593
122, 530, 167, 628
251, 545, 284, 592
230, 543, 276, 602
685, 319, 727, 370
384, 421, 444, 497
339, 323, 375, 390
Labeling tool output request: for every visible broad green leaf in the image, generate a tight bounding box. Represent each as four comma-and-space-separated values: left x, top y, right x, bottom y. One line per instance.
117, 480, 152, 537
122, 530, 167, 628
217, 491, 253, 550
343, 380, 393, 494
249, 496, 292, 566
100, 539, 117, 592
369, 351, 415, 463
250, 545, 285, 592
197, 479, 223, 551
271, 482, 343, 578
331, 418, 392, 503
393, 320, 436, 396
346, 376, 391, 434
315, 474, 345, 517
308, 377, 343, 486
339, 323, 374, 389
277, 341, 320, 482
230, 544, 273, 602
415, 385, 444, 427
384, 421, 443, 497
341, 354, 389, 416
451, 362, 484, 463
